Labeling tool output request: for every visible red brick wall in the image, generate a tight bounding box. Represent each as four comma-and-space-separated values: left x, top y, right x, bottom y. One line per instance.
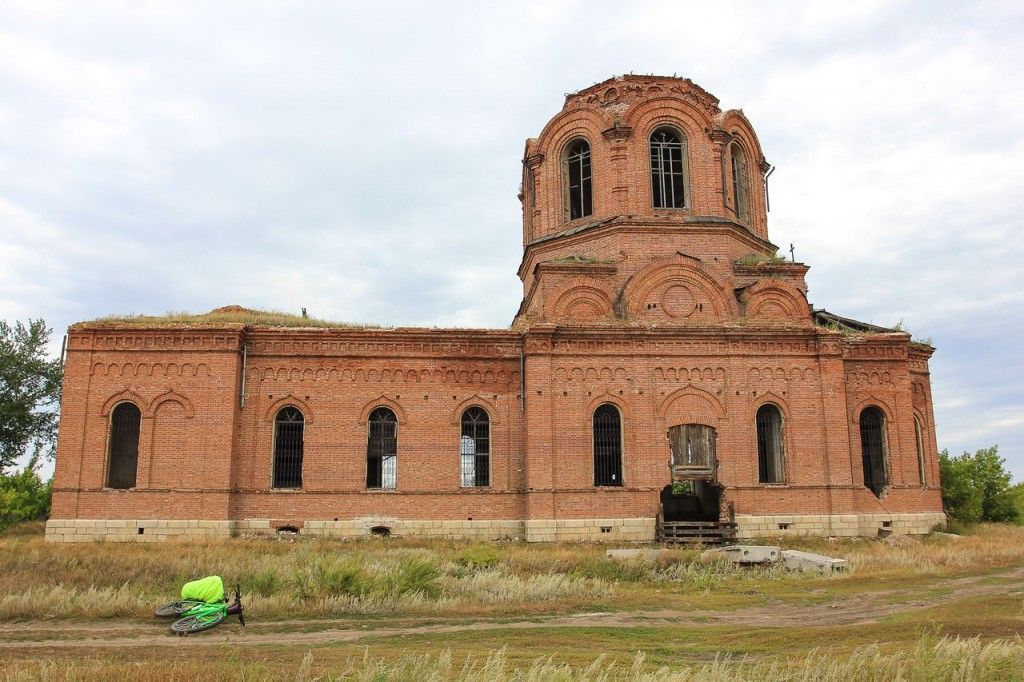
49, 75, 944, 531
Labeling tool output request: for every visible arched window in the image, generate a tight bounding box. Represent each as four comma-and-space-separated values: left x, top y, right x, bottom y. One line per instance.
755, 404, 785, 483
106, 402, 141, 489
650, 127, 688, 209
367, 407, 398, 489
564, 139, 592, 220
460, 407, 490, 487
273, 406, 304, 488
729, 141, 750, 223
914, 415, 927, 485
860, 406, 888, 497
593, 404, 623, 486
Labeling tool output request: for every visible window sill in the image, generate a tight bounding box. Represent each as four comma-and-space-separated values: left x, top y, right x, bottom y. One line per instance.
270, 487, 304, 492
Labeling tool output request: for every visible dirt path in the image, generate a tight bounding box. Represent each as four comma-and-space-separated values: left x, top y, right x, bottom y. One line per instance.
2, 567, 1021, 650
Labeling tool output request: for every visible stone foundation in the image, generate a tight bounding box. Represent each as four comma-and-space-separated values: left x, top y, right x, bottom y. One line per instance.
734, 512, 946, 538
46, 512, 946, 543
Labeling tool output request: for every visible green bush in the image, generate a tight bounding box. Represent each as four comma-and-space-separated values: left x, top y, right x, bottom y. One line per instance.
291, 557, 367, 600
243, 569, 281, 597
0, 453, 51, 531
457, 544, 501, 569
378, 558, 440, 599
940, 446, 1020, 524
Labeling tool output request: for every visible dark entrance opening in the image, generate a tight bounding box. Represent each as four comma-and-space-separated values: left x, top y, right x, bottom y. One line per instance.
660, 482, 721, 522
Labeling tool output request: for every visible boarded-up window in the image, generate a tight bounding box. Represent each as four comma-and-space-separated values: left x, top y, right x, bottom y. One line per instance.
106, 402, 140, 489
914, 415, 926, 485
756, 403, 785, 483
564, 139, 593, 220
273, 406, 304, 489
367, 407, 397, 489
593, 404, 623, 486
730, 141, 750, 224
668, 424, 715, 473
860, 406, 888, 497
460, 406, 490, 487
650, 127, 688, 209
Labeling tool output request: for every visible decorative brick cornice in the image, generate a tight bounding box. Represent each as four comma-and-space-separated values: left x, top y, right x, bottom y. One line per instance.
601, 125, 633, 142
68, 327, 244, 352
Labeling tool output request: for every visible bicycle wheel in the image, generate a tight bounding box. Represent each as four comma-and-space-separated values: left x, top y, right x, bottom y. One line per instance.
170, 610, 225, 635
155, 600, 204, 618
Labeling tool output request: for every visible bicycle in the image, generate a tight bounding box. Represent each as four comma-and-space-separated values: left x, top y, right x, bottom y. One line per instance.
155, 585, 246, 635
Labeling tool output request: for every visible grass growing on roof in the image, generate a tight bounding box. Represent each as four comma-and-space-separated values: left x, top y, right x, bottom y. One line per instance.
73, 306, 380, 329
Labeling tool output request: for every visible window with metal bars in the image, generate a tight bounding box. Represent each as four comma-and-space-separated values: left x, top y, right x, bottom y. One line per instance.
106, 402, 140, 489
367, 407, 398, 489
914, 415, 926, 485
460, 406, 490, 487
860, 406, 888, 497
564, 139, 592, 220
593, 404, 623, 486
755, 404, 785, 483
272, 406, 304, 488
730, 141, 750, 224
650, 127, 688, 209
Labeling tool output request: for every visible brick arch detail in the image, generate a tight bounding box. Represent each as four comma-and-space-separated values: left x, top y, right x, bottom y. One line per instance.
100, 390, 148, 417
743, 279, 811, 321
852, 397, 895, 425
450, 395, 498, 425
266, 394, 315, 423
534, 108, 611, 156
623, 256, 737, 319
658, 385, 726, 426
548, 281, 614, 322
585, 392, 633, 422
358, 396, 407, 425
623, 98, 712, 139
146, 389, 195, 419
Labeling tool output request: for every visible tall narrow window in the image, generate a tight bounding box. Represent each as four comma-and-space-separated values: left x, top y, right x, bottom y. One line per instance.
460, 407, 490, 487
367, 407, 398, 489
273, 406, 304, 488
564, 139, 592, 220
650, 127, 688, 209
593, 404, 623, 486
106, 402, 141, 489
730, 141, 750, 223
914, 416, 927, 485
860, 406, 888, 497
756, 404, 785, 483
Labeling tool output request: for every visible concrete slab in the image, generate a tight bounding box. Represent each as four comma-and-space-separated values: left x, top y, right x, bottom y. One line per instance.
780, 549, 848, 573
702, 545, 781, 565
606, 548, 661, 561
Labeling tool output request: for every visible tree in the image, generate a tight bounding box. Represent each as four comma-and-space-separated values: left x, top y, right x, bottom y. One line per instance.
0, 448, 52, 530
0, 319, 63, 473
939, 446, 1020, 525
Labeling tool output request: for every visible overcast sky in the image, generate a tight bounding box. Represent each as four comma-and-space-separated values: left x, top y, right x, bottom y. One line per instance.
1, 1, 1022, 478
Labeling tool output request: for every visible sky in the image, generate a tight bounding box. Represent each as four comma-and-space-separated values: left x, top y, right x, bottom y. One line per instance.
1, 0, 1022, 479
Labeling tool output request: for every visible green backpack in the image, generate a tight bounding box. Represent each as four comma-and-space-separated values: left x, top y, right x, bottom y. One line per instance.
181, 575, 225, 603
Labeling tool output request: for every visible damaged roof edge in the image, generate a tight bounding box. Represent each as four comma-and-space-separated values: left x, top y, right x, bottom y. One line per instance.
812, 308, 901, 335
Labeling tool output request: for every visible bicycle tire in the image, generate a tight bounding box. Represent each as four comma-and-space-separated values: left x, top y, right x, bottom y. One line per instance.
155, 600, 204, 618
170, 610, 225, 635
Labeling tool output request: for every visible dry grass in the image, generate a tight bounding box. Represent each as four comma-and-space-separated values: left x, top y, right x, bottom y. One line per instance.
1, 635, 1022, 680
2, 523, 1023, 622
72, 305, 377, 329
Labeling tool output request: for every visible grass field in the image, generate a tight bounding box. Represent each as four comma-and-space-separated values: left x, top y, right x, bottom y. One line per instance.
1, 523, 1022, 680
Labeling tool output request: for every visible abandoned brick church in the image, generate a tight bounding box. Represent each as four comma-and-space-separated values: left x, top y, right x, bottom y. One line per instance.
47, 75, 945, 543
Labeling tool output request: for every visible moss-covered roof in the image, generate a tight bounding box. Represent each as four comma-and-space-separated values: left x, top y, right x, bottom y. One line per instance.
71, 305, 380, 330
